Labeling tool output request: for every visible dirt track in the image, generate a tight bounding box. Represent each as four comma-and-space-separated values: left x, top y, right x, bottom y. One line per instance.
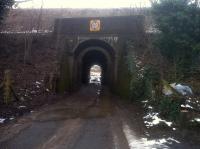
0, 85, 199, 149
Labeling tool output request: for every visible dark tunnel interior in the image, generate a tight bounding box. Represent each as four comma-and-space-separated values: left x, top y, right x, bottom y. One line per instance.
81, 50, 107, 85
74, 39, 115, 87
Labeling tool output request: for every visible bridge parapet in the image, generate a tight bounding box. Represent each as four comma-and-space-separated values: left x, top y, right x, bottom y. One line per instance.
54, 16, 145, 36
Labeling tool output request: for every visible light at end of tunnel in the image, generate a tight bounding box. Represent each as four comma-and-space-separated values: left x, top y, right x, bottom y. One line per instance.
89, 65, 102, 85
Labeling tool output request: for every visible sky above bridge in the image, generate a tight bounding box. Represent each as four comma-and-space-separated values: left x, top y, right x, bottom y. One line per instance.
17, 0, 151, 8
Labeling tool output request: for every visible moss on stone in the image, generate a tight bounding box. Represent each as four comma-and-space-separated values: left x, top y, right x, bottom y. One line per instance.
57, 57, 71, 93
114, 52, 132, 99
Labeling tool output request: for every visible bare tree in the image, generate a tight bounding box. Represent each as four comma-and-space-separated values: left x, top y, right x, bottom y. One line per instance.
24, 11, 34, 64
24, 0, 44, 64
36, 0, 44, 32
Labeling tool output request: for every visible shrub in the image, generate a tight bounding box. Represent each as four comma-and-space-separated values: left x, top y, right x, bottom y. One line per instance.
159, 96, 181, 121
0, 0, 14, 24
152, 0, 200, 81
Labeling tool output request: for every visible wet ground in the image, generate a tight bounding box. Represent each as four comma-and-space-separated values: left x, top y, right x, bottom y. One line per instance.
0, 85, 200, 149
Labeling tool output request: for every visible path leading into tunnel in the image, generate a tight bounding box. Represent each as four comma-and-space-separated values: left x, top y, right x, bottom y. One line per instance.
0, 85, 199, 149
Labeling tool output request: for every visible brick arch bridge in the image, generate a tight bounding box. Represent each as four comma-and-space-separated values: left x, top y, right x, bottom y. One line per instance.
54, 16, 145, 97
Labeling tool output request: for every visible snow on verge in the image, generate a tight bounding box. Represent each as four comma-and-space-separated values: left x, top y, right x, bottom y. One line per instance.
0, 118, 6, 124
144, 112, 172, 128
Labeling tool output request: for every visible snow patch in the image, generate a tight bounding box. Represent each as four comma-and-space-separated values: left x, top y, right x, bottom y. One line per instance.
148, 106, 153, 109
0, 118, 6, 123
9, 117, 15, 120
144, 112, 172, 127
35, 81, 41, 85
181, 104, 194, 109
194, 118, 200, 122
141, 100, 148, 103
18, 105, 26, 109
123, 121, 179, 148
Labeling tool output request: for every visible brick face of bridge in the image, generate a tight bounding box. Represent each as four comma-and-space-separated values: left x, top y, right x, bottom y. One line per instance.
54, 16, 145, 97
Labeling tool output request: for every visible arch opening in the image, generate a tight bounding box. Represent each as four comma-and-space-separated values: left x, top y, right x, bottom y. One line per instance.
74, 39, 115, 58
74, 39, 115, 89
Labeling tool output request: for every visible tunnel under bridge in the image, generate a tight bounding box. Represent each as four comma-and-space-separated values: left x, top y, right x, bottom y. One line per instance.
54, 16, 145, 97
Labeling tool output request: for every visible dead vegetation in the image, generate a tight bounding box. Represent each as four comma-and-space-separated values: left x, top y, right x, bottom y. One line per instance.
0, 33, 59, 121
0, 8, 152, 32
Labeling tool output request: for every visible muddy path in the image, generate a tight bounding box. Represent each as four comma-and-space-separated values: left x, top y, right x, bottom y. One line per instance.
0, 85, 199, 149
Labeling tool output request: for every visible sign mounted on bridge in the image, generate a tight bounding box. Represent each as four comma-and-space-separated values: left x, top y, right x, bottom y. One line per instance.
90, 20, 101, 32
54, 16, 145, 35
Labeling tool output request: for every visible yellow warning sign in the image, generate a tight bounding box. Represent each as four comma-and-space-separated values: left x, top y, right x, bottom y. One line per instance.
90, 20, 101, 32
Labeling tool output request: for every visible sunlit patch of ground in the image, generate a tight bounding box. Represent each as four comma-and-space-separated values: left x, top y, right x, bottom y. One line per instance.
122, 121, 181, 149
